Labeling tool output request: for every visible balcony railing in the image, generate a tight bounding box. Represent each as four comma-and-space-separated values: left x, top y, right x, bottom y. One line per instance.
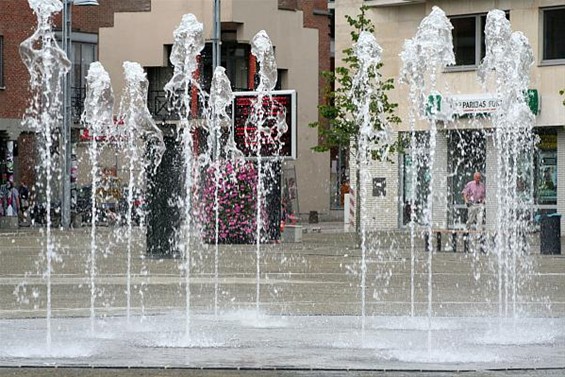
363, 0, 425, 6
73, 86, 255, 124
71, 86, 86, 124
147, 87, 252, 121
147, 90, 178, 121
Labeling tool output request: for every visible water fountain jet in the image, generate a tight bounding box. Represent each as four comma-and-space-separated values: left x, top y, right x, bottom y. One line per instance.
1, 4, 564, 372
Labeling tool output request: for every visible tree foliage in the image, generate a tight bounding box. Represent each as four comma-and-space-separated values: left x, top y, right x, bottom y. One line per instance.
309, 6, 401, 158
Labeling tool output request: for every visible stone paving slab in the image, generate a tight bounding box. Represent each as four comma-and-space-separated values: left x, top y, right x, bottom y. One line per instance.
1, 367, 565, 377
2, 368, 565, 377
0, 227, 564, 373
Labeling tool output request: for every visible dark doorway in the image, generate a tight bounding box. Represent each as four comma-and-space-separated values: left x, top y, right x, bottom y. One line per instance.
447, 130, 486, 228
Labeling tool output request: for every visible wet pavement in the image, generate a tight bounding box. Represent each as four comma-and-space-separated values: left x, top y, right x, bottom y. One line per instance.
0, 225, 564, 375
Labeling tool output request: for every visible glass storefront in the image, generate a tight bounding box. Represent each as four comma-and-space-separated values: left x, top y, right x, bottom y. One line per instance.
399, 128, 558, 229
330, 147, 348, 210
534, 128, 557, 209
447, 130, 486, 228
401, 132, 430, 226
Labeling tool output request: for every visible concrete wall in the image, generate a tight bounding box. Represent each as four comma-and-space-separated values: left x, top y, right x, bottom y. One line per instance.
432, 132, 448, 229
98, 0, 330, 216
558, 131, 565, 235
365, 148, 400, 231
485, 135, 497, 231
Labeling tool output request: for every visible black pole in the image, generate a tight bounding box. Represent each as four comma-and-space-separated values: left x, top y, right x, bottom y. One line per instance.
146, 125, 182, 257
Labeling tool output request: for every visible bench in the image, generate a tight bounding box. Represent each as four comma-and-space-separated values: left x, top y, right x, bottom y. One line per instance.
304, 226, 321, 233
423, 229, 489, 253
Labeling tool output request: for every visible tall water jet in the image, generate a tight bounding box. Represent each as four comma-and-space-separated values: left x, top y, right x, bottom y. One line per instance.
349, 30, 391, 338
207, 66, 234, 315
80, 61, 115, 332
19, 0, 72, 349
478, 10, 536, 319
399, 6, 454, 353
164, 13, 205, 338
117, 61, 165, 323
247, 30, 286, 311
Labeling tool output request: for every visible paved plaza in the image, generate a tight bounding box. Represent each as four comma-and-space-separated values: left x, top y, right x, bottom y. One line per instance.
0, 224, 564, 375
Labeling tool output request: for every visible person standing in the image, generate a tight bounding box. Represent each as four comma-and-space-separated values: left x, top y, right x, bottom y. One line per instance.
0, 182, 7, 217
462, 171, 486, 231
340, 179, 350, 207
5, 181, 20, 217
18, 181, 30, 224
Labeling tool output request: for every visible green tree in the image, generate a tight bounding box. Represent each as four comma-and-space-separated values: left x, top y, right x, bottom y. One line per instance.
309, 6, 401, 232
309, 6, 401, 158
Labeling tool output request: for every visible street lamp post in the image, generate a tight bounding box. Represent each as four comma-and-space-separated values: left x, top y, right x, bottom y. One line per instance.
212, 0, 221, 70
61, 0, 98, 228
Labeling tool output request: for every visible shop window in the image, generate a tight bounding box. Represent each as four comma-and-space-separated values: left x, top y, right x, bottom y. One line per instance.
330, 147, 348, 210
447, 130, 486, 228
542, 7, 565, 62
534, 129, 557, 205
401, 132, 431, 226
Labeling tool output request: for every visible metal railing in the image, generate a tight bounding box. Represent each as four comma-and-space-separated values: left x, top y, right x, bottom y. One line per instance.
147, 90, 178, 121
71, 86, 255, 124
71, 87, 177, 122
71, 86, 86, 124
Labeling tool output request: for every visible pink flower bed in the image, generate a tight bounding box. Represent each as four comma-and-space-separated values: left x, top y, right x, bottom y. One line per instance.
199, 159, 260, 244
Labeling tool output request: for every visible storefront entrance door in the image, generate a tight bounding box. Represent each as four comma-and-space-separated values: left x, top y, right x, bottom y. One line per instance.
447, 130, 486, 229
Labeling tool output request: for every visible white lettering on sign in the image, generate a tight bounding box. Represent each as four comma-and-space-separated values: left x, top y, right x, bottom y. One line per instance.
428, 90, 539, 120
451, 95, 502, 115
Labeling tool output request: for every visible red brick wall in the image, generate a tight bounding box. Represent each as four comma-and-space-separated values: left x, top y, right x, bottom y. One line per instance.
0, 1, 37, 119
297, 0, 331, 131
0, 0, 151, 188
16, 132, 36, 188
53, 0, 151, 33
0, 0, 151, 119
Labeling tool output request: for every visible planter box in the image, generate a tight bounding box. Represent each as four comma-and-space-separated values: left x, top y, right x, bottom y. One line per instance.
0, 217, 19, 229
282, 225, 302, 243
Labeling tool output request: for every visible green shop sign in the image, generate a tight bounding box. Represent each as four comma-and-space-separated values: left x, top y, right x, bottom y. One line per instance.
426, 89, 540, 118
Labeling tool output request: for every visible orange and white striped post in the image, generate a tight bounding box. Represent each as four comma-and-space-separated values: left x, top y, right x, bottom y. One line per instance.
344, 191, 356, 232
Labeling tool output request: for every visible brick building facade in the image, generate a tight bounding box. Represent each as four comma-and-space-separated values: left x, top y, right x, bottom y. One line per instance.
0, 0, 150, 193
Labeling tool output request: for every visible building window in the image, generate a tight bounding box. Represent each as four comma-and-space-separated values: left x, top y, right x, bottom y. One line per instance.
201, 42, 251, 93
56, 31, 98, 121
449, 12, 508, 69
450, 14, 486, 68
0, 36, 4, 88
147, 42, 253, 120
146, 64, 175, 121
542, 7, 565, 62
330, 147, 348, 210
70, 41, 97, 122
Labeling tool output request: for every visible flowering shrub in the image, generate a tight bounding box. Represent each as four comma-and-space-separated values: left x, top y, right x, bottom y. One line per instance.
199, 159, 259, 244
